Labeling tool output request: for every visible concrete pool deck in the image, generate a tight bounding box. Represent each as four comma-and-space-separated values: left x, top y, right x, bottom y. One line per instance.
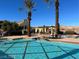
2, 34, 49, 40
2, 35, 79, 44
48, 38, 79, 44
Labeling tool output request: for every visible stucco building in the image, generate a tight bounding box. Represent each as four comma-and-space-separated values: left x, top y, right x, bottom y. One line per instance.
33, 26, 55, 34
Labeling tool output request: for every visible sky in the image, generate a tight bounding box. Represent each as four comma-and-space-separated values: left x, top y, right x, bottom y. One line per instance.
0, 0, 79, 27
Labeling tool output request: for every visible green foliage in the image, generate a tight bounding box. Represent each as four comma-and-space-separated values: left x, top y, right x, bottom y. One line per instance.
0, 20, 19, 31
65, 30, 76, 35
11, 22, 19, 30
25, 0, 35, 11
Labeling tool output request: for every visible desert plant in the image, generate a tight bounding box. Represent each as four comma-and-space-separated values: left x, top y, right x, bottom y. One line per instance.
65, 30, 76, 35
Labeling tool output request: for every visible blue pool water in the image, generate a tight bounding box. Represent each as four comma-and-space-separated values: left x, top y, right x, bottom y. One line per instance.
0, 38, 79, 59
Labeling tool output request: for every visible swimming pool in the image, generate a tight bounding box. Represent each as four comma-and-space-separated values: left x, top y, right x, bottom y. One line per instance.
0, 38, 79, 59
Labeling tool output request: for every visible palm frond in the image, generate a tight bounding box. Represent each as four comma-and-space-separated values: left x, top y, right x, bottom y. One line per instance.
25, 0, 35, 11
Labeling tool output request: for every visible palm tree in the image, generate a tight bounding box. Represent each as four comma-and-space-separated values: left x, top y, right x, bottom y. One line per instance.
55, 0, 59, 38
25, 0, 35, 36
44, 0, 60, 38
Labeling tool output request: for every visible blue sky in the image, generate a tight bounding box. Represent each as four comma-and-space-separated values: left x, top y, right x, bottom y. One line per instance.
0, 0, 79, 26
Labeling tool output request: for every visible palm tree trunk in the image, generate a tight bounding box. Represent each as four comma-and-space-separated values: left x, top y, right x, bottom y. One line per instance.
27, 11, 31, 37
55, 0, 59, 38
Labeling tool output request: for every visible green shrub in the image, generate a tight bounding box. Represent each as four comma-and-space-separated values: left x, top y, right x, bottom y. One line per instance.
64, 30, 76, 35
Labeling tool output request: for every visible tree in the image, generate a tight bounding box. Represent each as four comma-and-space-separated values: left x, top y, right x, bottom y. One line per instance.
11, 22, 19, 30
25, 0, 35, 37
55, 0, 59, 38
1, 20, 11, 31
44, 0, 60, 38
1, 20, 19, 31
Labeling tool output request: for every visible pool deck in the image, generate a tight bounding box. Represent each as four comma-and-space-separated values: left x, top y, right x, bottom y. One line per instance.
49, 38, 79, 44
2, 35, 79, 44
